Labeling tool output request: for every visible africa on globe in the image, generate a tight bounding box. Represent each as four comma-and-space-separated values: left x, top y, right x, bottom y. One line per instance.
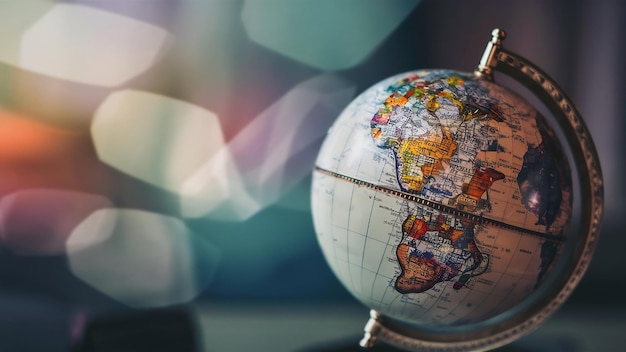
310, 30, 602, 351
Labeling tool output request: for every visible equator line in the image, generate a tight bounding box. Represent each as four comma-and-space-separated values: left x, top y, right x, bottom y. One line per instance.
315, 166, 565, 243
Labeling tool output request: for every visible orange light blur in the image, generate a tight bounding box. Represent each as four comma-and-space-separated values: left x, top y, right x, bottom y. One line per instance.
0, 108, 84, 161
0, 108, 110, 197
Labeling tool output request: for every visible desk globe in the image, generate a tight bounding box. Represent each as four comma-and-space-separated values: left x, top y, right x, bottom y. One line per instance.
311, 29, 603, 351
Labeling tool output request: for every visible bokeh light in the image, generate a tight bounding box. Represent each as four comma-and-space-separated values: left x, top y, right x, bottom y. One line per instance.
180, 147, 260, 221
180, 74, 355, 221
241, 0, 420, 70
0, 189, 111, 256
0, 109, 82, 162
0, 2, 621, 350
91, 90, 223, 195
0, 1, 56, 67
231, 75, 355, 201
0, 109, 105, 195
19, 3, 171, 87
67, 209, 219, 308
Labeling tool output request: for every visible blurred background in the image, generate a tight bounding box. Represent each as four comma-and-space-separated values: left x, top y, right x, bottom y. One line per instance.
0, 0, 623, 351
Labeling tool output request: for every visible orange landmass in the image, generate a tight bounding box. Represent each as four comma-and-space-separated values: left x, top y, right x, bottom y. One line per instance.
397, 128, 457, 192
395, 243, 443, 293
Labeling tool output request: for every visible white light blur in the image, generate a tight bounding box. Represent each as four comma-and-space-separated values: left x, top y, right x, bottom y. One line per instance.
0, 1, 56, 66
241, 0, 420, 71
91, 90, 224, 194
67, 209, 220, 308
65, 207, 117, 254
18, 3, 171, 87
180, 148, 261, 221
235, 75, 355, 206
0, 189, 112, 256
179, 74, 355, 220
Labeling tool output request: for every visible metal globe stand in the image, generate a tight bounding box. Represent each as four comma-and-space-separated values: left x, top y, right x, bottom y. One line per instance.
359, 29, 603, 351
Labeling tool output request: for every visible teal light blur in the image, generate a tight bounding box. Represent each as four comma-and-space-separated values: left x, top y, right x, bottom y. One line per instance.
242, 0, 420, 71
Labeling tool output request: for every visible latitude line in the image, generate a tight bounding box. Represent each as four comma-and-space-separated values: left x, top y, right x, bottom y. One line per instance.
314, 166, 565, 243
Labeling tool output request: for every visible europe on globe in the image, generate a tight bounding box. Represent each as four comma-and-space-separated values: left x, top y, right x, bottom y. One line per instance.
311, 29, 602, 351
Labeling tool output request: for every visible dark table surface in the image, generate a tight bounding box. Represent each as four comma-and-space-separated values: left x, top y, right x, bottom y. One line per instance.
195, 302, 626, 352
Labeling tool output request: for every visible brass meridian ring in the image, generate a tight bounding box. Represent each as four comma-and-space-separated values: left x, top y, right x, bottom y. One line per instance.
353, 28, 603, 351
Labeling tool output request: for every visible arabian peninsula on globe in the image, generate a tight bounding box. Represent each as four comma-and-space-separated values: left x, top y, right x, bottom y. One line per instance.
312, 70, 572, 326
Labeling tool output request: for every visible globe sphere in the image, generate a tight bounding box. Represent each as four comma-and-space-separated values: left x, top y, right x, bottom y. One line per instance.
311, 70, 572, 327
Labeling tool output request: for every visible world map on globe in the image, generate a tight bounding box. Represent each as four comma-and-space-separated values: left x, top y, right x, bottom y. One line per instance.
312, 70, 572, 326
